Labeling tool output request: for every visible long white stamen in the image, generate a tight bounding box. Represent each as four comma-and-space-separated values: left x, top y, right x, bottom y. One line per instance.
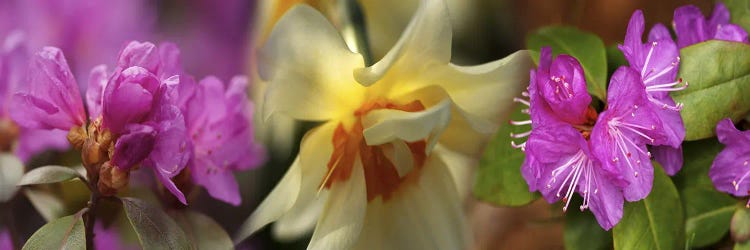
643, 58, 679, 84
641, 42, 657, 77
510, 130, 531, 138
513, 97, 530, 106
646, 79, 688, 93
510, 120, 532, 126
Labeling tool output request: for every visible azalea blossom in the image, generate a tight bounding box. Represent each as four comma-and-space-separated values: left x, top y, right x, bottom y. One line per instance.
9, 42, 191, 203
619, 10, 687, 175
179, 76, 266, 206
0, 32, 69, 162
673, 3, 749, 48
519, 48, 624, 230
239, 0, 531, 248
709, 118, 750, 207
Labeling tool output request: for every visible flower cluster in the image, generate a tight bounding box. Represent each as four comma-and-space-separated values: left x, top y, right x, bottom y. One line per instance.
517, 9, 692, 230
710, 119, 750, 207
674, 3, 749, 48
9, 41, 264, 205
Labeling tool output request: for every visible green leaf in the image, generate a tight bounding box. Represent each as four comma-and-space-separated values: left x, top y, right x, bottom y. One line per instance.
170, 210, 234, 250
613, 166, 685, 250
526, 26, 608, 101
672, 139, 724, 189
733, 208, 750, 243
606, 44, 627, 79
121, 197, 193, 250
564, 203, 612, 250
673, 41, 750, 140
24, 189, 67, 222
683, 187, 737, 248
737, 241, 750, 250
0, 153, 24, 202
18, 165, 85, 186
473, 104, 538, 206
724, 0, 750, 32
22, 212, 85, 250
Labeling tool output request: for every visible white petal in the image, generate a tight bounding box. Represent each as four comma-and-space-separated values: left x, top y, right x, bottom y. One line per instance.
234, 157, 301, 244
354, 0, 452, 86
433, 144, 476, 200
272, 121, 339, 240
259, 5, 366, 122
352, 155, 467, 250
361, 99, 452, 152
382, 140, 414, 178
308, 160, 367, 250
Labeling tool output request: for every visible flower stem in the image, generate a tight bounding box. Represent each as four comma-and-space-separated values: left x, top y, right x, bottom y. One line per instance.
85, 190, 100, 250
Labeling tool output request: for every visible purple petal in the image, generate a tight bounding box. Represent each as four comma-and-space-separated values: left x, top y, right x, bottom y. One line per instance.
102, 66, 159, 134
10, 47, 85, 130
652, 145, 683, 176
94, 221, 139, 250
714, 24, 750, 43
708, 3, 731, 28
86, 65, 108, 119
15, 128, 69, 163
584, 169, 624, 230
525, 124, 588, 202
648, 23, 672, 42
0, 31, 28, 114
653, 101, 686, 147
143, 104, 190, 204
153, 166, 187, 205
716, 118, 750, 147
116, 41, 159, 73
710, 122, 750, 197
539, 55, 592, 124
621, 10, 645, 60
157, 42, 182, 79
111, 124, 157, 170
191, 158, 241, 206
674, 5, 709, 48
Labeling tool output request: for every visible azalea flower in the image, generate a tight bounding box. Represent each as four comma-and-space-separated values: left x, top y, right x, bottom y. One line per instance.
179, 76, 266, 206
239, 0, 531, 248
519, 48, 624, 230
0, 32, 69, 162
673, 3, 749, 48
9, 42, 190, 203
709, 118, 750, 207
619, 10, 687, 175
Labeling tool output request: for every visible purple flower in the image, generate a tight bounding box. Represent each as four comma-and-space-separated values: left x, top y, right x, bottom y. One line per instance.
619, 10, 687, 175
93, 222, 139, 250
0, 228, 11, 250
10, 47, 86, 131
180, 76, 265, 206
709, 118, 750, 207
528, 47, 592, 126
526, 124, 624, 230
590, 67, 664, 201
674, 3, 749, 48
0, 32, 69, 162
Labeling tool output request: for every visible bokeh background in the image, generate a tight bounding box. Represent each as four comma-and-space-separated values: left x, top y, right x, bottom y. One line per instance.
0, 0, 715, 249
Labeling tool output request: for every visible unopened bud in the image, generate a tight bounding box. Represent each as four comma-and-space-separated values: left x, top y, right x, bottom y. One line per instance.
66, 126, 86, 151
0, 119, 19, 152
98, 161, 130, 197
81, 139, 106, 170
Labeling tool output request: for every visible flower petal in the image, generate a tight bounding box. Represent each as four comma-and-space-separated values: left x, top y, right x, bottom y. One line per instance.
352, 156, 466, 249
308, 160, 367, 250
584, 168, 624, 231
714, 24, 750, 43
652, 145, 683, 176
15, 128, 69, 163
362, 98, 452, 152
192, 160, 242, 206
117, 41, 159, 73
354, 0, 452, 86
258, 5, 365, 121
273, 192, 327, 241
111, 124, 157, 170
86, 64, 109, 119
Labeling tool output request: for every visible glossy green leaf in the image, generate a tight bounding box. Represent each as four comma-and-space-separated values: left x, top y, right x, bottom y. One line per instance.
22, 212, 85, 250
564, 202, 612, 250
527, 25, 608, 100
171, 210, 234, 250
724, 0, 750, 32
473, 104, 538, 206
122, 197, 193, 250
672, 139, 737, 247
733, 208, 750, 243
613, 166, 684, 250
683, 187, 737, 248
0, 153, 24, 202
18, 165, 85, 186
673, 41, 750, 140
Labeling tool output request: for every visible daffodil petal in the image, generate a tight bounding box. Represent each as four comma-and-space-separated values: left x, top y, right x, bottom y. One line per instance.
259, 5, 365, 121
382, 140, 415, 178
271, 121, 338, 240
352, 156, 467, 249
361, 99, 452, 152
234, 157, 301, 244
309, 160, 367, 250
354, 0, 451, 86
433, 144, 476, 199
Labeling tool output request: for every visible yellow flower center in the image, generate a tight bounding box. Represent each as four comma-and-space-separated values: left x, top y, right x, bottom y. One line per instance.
322, 98, 427, 202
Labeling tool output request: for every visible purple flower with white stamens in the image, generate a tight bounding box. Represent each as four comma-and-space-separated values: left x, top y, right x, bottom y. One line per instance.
619, 10, 687, 175
709, 118, 750, 207
590, 67, 664, 202
674, 3, 749, 48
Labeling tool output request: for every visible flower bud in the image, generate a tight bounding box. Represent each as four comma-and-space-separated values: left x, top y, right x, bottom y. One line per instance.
0, 119, 19, 152
66, 125, 86, 151
98, 161, 130, 197
81, 139, 106, 171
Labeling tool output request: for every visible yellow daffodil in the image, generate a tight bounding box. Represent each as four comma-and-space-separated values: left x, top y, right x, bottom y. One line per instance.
238, 0, 531, 248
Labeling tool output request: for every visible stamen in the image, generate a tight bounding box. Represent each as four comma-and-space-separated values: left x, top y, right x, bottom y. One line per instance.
513, 97, 530, 106
641, 41, 657, 77
509, 120, 532, 126
510, 130, 531, 138
646, 78, 688, 93
643, 58, 680, 84
511, 141, 526, 151
648, 95, 684, 111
